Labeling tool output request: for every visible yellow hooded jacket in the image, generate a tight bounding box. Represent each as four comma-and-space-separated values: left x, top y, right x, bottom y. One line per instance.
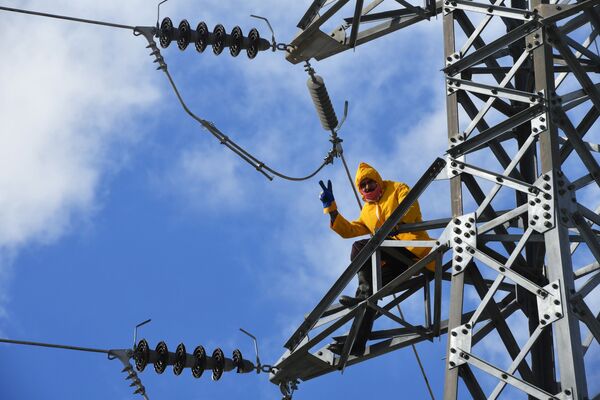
329, 162, 432, 265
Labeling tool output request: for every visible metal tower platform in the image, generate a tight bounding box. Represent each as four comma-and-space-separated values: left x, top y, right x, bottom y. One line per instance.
272, 1, 600, 399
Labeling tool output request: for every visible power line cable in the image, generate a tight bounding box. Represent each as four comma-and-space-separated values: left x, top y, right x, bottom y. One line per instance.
0, 337, 150, 400
154, 52, 332, 181
0, 5, 336, 182
0, 5, 134, 30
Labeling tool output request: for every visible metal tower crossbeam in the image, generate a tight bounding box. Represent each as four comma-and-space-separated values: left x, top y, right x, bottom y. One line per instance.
286, 0, 443, 63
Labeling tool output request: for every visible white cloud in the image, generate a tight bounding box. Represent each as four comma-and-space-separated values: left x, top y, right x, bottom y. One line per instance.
158, 144, 247, 210
0, 2, 160, 248
0, 1, 161, 318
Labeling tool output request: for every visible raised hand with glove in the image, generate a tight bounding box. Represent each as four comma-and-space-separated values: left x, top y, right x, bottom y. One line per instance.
319, 179, 338, 214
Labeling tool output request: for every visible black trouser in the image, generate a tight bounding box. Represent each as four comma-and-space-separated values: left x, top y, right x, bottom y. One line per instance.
350, 238, 417, 295
349, 239, 417, 354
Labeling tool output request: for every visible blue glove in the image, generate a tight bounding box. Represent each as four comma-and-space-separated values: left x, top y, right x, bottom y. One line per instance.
319, 180, 337, 213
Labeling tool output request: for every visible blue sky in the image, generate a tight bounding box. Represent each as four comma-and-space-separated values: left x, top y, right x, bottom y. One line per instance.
1, 1, 597, 399
0, 2, 452, 398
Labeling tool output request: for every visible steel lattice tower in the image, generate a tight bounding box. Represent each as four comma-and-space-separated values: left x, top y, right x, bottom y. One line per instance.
271, 1, 600, 399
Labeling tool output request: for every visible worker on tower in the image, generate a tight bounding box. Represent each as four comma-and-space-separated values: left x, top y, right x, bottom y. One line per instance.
319, 162, 432, 355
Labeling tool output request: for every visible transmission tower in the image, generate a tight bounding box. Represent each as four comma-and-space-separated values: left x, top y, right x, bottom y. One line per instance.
0, 1, 598, 398
270, 1, 600, 399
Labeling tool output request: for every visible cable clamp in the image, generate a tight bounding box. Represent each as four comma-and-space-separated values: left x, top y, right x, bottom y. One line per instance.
275, 43, 295, 52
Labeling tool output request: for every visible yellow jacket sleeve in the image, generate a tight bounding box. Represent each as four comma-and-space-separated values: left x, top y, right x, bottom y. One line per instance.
331, 212, 370, 238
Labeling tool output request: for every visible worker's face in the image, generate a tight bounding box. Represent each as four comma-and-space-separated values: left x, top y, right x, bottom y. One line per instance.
359, 178, 378, 193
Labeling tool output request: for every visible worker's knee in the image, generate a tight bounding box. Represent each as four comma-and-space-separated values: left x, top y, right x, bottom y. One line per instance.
350, 239, 370, 260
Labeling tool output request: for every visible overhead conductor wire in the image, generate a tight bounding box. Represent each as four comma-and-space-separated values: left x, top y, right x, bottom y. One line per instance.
0, 337, 150, 400
0, 5, 333, 182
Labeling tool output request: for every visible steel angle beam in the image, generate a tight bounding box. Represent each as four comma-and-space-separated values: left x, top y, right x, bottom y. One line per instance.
344, 8, 416, 23
444, 20, 539, 76
447, 0, 533, 21
558, 112, 600, 188
348, 0, 365, 48
548, 26, 600, 112
447, 103, 544, 157
297, 0, 329, 29
560, 106, 600, 163
457, 351, 559, 399
452, 10, 517, 87
448, 77, 541, 104
539, 0, 600, 25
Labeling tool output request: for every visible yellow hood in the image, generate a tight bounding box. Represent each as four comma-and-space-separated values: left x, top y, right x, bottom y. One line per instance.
354, 162, 384, 195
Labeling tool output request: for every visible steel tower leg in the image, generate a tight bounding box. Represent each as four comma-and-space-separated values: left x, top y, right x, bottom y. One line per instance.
442, 3, 465, 398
